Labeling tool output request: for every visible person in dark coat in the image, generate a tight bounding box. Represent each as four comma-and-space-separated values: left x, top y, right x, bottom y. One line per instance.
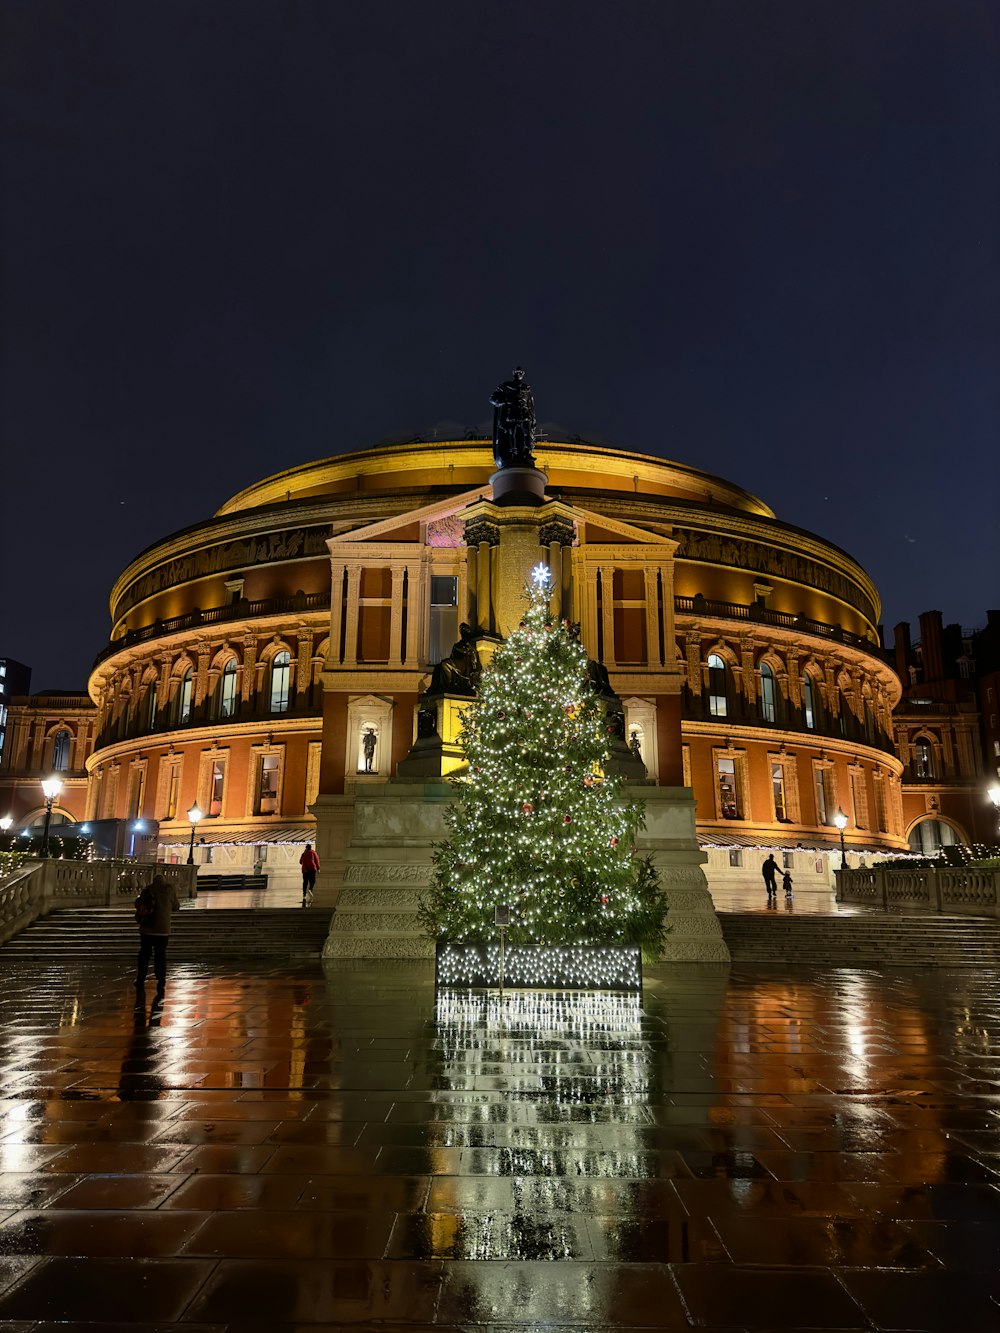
761, 854, 779, 902
135, 873, 180, 996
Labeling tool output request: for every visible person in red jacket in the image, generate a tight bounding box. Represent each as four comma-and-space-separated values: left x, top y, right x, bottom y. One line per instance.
299, 844, 320, 904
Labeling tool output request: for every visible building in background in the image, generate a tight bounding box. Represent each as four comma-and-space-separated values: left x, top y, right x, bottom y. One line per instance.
29, 438, 1000, 894
891, 609, 1000, 850
0, 658, 31, 765
18, 434, 899, 893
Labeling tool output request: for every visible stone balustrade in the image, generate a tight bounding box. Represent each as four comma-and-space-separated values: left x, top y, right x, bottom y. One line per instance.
836, 865, 1000, 918
0, 860, 198, 946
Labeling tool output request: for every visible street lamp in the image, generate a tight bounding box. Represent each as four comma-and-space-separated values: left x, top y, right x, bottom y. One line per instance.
39, 776, 63, 858
0, 815, 12, 834
186, 803, 203, 865
833, 806, 848, 870
988, 785, 1000, 837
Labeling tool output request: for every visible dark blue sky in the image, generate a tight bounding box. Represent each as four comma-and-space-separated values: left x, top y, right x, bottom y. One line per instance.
2, 1, 997, 688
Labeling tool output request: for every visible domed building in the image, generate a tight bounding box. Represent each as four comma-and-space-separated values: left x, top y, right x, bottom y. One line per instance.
83, 432, 906, 894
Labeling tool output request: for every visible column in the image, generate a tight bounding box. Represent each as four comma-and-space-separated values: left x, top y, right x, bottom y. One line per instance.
599, 566, 616, 667
240, 635, 257, 704
389, 564, 406, 667
560, 543, 574, 622
548, 542, 562, 619
477, 542, 492, 635
195, 643, 211, 715
328, 562, 346, 666
343, 566, 361, 667
465, 545, 479, 631
644, 566, 661, 667
296, 627, 314, 705
584, 563, 600, 660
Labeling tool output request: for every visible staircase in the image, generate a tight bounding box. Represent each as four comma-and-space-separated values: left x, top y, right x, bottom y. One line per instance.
718, 911, 1000, 967
0, 906, 332, 964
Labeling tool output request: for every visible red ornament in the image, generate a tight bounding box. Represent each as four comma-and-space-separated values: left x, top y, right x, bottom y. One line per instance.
583, 774, 594, 788
563, 815, 572, 825
601, 894, 609, 905
609, 836, 619, 847
522, 802, 534, 814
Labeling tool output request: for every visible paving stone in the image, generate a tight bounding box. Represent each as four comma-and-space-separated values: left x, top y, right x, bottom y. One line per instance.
0, 954, 996, 1330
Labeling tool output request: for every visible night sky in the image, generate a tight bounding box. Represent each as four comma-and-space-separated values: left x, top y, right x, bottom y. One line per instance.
2, 2, 997, 691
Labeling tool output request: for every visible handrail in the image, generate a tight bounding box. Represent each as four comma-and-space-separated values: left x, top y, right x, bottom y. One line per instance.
674, 595, 878, 651
93, 591, 331, 668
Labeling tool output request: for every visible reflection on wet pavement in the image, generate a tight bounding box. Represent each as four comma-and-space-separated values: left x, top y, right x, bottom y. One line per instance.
0, 956, 995, 1328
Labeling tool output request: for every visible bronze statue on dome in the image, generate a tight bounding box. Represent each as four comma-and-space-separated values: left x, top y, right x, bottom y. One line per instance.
490, 366, 536, 469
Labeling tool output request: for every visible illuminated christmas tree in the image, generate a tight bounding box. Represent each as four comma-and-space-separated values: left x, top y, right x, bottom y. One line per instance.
420, 566, 665, 952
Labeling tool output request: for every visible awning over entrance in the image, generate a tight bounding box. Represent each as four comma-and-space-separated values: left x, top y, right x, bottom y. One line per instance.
158, 824, 316, 847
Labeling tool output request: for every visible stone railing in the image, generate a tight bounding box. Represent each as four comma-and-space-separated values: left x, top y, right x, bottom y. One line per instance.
0, 860, 198, 947
836, 866, 1000, 918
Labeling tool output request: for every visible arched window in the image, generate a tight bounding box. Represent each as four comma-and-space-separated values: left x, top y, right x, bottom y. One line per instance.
217, 660, 239, 719
912, 739, 934, 780
270, 651, 291, 713
802, 674, 816, 730
908, 818, 961, 854
146, 681, 158, 729
175, 668, 193, 725
707, 654, 728, 718
51, 729, 71, 771
759, 662, 776, 724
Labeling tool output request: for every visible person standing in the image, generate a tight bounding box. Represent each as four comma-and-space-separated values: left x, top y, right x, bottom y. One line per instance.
782, 869, 794, 899
300, 843, 320, 904
134, 873, 180, 997
761, 854, 779, 903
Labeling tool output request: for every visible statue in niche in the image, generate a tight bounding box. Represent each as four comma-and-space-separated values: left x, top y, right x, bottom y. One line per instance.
629, 729, 643, 761
427, 623, 482, 697
490, 366, 536, 468
361, 727, 378, 774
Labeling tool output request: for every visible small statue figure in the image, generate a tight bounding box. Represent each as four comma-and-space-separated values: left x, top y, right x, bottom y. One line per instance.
490, 366, 536, 469
629, 729, 642, 761
361, 727, 377, 773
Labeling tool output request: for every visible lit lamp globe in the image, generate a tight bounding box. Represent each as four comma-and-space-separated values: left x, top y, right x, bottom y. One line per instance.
39, 776, 64, 859
186, 802, 203, 866
832, 806, 849, 870
0, 815, 12, 834
988, 785, 1000, 833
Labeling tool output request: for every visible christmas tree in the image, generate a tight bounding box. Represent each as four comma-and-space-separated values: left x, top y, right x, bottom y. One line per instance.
420, 566, 665, 952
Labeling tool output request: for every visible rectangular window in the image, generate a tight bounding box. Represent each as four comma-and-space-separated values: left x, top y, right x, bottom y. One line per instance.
814, 767, 829, 825
728, 848, 743, 867
255, 753, 280, 815
166, 766, 180, 820
127, 765, 146, 820
782, 849, 794, 869
428, 575, 458, 665
716, 757, 740, 819
771, 763, 788, 822
850, 770, 869, 830
208, 760, 226, 817
873, 778, 888, 833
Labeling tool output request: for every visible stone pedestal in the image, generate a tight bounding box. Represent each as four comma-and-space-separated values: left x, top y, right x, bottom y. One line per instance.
322, 781, 453, 959
634, 786, 730, 962
309, 794, 356, 909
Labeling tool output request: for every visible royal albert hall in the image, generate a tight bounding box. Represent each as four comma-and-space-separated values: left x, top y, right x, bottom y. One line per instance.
85, 435, 906, 892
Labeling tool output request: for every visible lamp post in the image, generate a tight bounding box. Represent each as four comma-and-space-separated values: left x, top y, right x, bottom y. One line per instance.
39, 776, 63, 858
186, 803, 203, 865
0, 814, 12, 848
988, 785, 1000, 838
833, 806, 848, 870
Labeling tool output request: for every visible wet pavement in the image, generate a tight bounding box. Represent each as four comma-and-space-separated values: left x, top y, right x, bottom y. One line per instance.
0, 954, 997, 1331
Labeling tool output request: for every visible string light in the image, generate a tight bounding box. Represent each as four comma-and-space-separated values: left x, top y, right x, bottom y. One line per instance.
419, 573, 666, 977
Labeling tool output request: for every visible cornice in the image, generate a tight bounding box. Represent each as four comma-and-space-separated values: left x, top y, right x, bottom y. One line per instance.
87, 715, 322, 770
681, 720, 904, 773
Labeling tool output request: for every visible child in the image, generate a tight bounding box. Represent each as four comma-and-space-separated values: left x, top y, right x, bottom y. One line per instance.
782, 869, 793, 898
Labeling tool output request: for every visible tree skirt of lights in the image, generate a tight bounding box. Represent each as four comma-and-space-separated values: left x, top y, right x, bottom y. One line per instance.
435, 941, 642, 992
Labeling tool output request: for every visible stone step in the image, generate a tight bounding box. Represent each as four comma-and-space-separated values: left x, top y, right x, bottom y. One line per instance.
2, 907, 332, 961
717, 912, 1000, 966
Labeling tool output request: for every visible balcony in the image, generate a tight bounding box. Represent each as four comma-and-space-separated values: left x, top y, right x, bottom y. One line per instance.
93, 591, 331, 669
674, 595, 878, 652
